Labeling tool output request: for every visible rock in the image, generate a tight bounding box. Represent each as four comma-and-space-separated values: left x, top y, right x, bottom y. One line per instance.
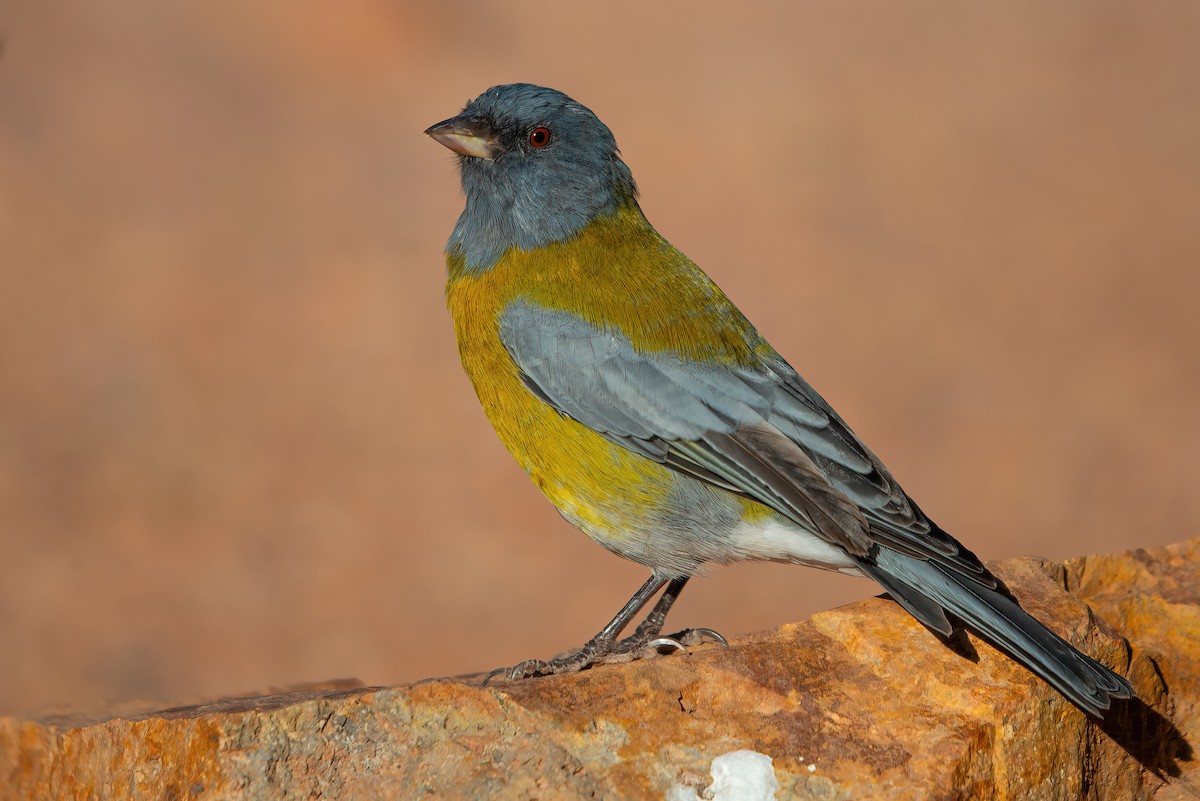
2, 541, 1197, 800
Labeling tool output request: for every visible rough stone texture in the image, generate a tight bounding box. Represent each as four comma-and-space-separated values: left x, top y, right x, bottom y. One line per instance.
2, 541, 1196, 800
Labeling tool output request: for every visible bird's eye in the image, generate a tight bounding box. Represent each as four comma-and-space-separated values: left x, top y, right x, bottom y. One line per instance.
528, 127, 551, 148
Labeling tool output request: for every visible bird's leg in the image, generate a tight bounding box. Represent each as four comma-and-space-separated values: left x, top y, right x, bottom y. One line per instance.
607, 576, 689, 655
483, 574, 670, 684
603, 577, 727, 662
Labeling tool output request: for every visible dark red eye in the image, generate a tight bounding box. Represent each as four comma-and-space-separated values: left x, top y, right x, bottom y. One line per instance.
528, 127, 551, 148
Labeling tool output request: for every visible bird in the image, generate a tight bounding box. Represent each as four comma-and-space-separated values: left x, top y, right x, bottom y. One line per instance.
424, 83, 1133, 717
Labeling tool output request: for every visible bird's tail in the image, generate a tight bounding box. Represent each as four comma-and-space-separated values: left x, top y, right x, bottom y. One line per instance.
858, 547, 1133, 717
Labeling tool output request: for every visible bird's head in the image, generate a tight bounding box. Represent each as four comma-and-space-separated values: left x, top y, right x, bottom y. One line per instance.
426, 84, 638, 271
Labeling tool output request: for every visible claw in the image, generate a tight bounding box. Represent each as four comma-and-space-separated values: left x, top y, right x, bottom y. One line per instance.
688, 627, 729, 647
482, 657, 553, 685
661, 627, 729, 648
647, 636, 687, 653
480, 666, 518, 685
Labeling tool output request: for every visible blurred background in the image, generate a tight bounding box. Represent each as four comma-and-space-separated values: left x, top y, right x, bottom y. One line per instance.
1, 1, 1198, 716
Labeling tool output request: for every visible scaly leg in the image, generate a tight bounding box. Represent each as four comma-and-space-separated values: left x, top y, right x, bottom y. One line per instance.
483, 574, 726, 684
603, 577, 726, 661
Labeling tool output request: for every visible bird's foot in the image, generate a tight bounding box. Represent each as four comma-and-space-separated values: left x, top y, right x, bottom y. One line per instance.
482, 636, 616, 685
666, 627, 729, 649
601, 626, 728, 664
480, 627, 728, 685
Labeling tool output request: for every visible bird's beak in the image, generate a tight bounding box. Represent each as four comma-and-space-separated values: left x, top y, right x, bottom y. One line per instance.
424, 114, 498, 160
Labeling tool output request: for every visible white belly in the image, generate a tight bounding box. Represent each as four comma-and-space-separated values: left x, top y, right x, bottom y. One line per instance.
728, 517, 863, 575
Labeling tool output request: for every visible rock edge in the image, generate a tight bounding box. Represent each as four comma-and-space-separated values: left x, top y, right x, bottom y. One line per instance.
3, 540, 1198, 800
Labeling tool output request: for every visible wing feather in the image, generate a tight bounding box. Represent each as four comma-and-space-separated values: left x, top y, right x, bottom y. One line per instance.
499, 300, 987, 579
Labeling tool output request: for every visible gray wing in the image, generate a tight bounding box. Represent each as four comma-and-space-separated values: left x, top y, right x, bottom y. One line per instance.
500, 302, 1138, 714
499, 300, 990, 583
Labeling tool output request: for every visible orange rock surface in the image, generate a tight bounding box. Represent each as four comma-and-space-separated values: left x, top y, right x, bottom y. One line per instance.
2, 540, 1195, 800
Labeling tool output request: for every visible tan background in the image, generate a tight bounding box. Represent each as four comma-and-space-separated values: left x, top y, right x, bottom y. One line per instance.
1, 2, 1197, 716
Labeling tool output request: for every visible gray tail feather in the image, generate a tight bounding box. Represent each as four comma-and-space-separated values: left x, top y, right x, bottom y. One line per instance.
859, 548, 1133, 717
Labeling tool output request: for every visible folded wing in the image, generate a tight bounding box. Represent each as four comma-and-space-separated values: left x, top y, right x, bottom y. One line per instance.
499, 300, 986, 581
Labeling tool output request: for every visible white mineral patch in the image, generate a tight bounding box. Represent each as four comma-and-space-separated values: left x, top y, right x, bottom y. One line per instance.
666, 784, 702, 801
667, 749, 780, 801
